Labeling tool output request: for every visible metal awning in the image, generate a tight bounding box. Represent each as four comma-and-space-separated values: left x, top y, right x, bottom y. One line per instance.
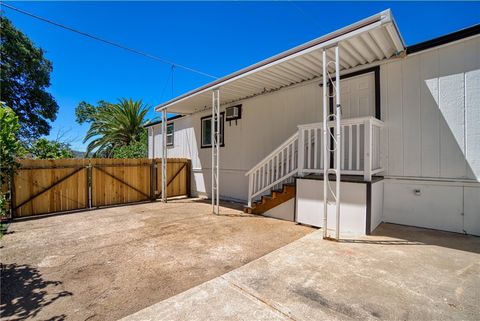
155, 9, 405, 115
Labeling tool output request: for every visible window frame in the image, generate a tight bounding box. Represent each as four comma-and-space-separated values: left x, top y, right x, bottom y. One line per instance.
200, 112, 225, 149
166, 122, 174, 147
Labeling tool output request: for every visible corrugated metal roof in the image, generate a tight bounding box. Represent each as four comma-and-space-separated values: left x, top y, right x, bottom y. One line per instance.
155, 9, 405, 114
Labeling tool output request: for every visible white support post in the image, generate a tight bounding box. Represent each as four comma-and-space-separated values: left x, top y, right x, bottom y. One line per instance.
212, 89, 220, 214
323, 46, 342, 240
298, 128, 305, 176
161, 109, 167, 203
364, 118, 372, 182
334, 46, 341, 240
322, 49, 328, 239
247, 174, 253, 207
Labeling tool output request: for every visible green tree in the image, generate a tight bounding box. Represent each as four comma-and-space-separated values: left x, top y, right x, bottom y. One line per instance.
112, 130, 148, 158
29, 138, 74, 159
0, 104, 24, 186
75, 100, 112, 124
81, 98, 149, 157
0, 104, 25, 218
0, 17, 59, 141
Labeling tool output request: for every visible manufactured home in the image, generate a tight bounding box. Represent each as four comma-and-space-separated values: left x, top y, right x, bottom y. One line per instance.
147, 10, 480, 237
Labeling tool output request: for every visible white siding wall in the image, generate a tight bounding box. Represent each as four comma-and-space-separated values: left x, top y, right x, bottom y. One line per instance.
384, 179, 480, 235
149, 80, 325, 201
382, 36, 480, 180
379, 36, 480, 235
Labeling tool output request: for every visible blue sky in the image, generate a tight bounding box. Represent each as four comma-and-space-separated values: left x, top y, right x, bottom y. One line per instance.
3, 1, 479, 151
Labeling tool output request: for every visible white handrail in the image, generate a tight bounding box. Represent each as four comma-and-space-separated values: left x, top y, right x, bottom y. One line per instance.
297, 116, 384, 129
245, 132, 299, 176
250, 170, 298, 201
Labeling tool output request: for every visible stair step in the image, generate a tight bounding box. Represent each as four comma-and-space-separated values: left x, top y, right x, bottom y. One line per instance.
245, 182, 296, 215
261, 196, 272, 204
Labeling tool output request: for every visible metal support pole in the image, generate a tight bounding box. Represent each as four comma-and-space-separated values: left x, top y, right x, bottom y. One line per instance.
216, 91, 220, 215
322, 46, 341, 240
212, 89, 220, 214
211, 92, 214, 212
322, 49, 328, 239
161, 109, 167, 203
335, 46, 341, 240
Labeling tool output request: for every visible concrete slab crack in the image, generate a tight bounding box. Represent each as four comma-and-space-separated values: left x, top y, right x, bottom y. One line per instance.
221, 276, 297, 321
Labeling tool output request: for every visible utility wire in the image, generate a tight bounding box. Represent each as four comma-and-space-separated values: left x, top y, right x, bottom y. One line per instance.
159, 66, 174, 101
285, 0, 323, 31
1, 3, 218, 79
171, 65, 175, 97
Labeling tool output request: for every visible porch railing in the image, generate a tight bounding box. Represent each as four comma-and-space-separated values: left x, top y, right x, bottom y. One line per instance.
245, 116, 384, 206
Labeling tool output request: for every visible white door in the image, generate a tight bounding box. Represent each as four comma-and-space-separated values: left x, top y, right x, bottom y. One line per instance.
338, 72, 376, 119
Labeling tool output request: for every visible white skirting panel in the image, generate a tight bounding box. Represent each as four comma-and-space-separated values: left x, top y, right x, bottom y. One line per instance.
464, 187, 480, 236
383, 179, 480, 236
295, 178, 382, 236
371, 181, 384, 232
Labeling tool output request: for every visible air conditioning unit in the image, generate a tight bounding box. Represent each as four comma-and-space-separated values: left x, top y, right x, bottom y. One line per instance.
225, 105, 241, 121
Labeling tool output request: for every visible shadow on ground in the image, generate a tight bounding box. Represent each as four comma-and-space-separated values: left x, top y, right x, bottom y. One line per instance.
0, 263, 72, 321
180, 198, 247, 212
341, 223, 480, 254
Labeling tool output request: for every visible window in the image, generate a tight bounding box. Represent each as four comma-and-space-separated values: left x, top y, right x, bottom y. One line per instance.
166, 123, 174, 146
201, 113, 224, 148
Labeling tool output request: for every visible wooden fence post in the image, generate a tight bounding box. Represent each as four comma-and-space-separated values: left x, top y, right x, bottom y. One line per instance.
10, 167, 15, 219
187, 160, 192, 198
87, 162, 93, 209
150, 159, 156, 201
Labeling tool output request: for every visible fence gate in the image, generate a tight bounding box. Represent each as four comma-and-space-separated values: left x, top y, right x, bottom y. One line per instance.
11, 158, 190, 218
13, 159, 89, 217
155, 158, 190, 198
91, 158, 152, 207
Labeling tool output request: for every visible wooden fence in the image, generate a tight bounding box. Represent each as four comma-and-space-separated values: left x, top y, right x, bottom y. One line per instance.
11, 158, 190, 218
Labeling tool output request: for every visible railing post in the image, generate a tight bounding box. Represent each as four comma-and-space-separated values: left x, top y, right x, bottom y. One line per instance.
297, 128, 305, 176
364, 118, 372, 182
247, 174, 253, 207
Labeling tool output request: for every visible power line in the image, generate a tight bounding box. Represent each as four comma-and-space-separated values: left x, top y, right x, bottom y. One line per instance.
159, 66, 174, 101
171, 65, 175, 97
1, 3, 218, 79
285, 0, 323, 31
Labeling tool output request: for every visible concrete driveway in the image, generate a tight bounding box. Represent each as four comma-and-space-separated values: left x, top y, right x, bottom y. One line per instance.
0, 199, 314, 321
124, 224, 480, 321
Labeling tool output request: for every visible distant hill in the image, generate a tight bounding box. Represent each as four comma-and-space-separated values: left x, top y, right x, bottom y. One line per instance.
71, 150, 86, 158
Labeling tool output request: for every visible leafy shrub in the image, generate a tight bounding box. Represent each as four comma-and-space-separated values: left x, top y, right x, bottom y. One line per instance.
112, 130, 147, 158
0, 104, 24, 218
29, 138, 74, 159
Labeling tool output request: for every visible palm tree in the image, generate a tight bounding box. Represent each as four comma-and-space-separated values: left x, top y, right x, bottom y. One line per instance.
84, 98, 149, 157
